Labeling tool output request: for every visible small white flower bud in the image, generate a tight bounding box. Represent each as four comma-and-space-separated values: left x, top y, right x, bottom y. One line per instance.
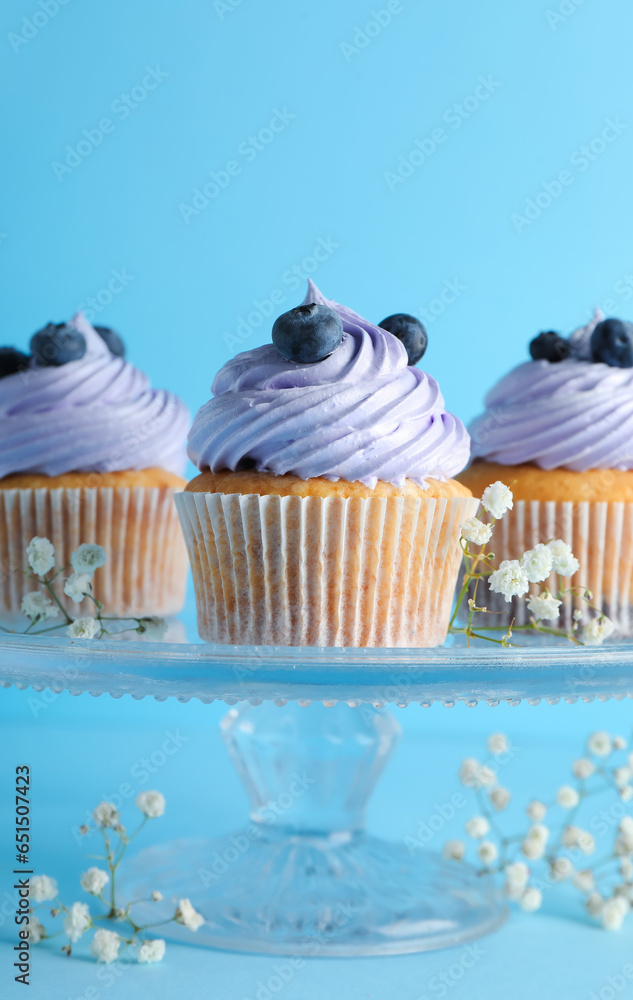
442, 840, 465, 862
465, 816, 490, 839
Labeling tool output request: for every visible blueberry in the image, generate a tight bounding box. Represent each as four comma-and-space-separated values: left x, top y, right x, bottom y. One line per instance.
378, 313, 428, 365
0, 348, 30, 380
529, 331, 570, 363
30, 323, 87, 367
94, 325, 125, 358
272, 304, 344, 364
590, 318, 633, 368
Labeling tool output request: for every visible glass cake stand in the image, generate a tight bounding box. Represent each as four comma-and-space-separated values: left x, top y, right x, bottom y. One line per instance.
2, 607, 633, 957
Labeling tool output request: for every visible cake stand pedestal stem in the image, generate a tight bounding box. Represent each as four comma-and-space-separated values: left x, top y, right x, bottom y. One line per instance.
124, 700, 506, 955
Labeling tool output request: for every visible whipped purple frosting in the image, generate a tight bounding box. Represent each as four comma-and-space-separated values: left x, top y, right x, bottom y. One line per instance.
188, 282, 470, 488
470, 356, 633, 470
0, 313, 189, 478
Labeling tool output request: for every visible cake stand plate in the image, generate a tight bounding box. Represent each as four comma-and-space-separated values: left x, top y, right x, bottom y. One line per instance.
3, 618, 633, 956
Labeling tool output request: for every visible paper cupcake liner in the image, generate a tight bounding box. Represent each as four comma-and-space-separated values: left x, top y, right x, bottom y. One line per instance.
175, 491, 478, 647
457, 500, 633, 634
0, 486, 187, 620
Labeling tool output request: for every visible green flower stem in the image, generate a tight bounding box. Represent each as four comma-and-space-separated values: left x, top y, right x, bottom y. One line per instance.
136, 917, 177, 931
114, 817, 147, 868
450, 627, 517, 646
43, 579, 73, 625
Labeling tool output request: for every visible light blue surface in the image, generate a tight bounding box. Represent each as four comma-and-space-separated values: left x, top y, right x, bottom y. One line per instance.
3, 0, 633, 993
2, 691, 633, 997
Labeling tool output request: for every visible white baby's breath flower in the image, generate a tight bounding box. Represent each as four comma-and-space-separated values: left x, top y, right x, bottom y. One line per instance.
67, 617, 100, 640
64, 573, 92, 603
465, 816, 490, 839
70, 543, 107, 577
520, 887, 543, 913
80, 867, 109, 896
614, 736, 628, 751
138, 938, 166, 963
480, 481, 513, 520
620, 816, 633, 836
487, 733, 508, 755
522, 839, 545, 861
588, 731, 613, 757
521, 544, 553, 584
489, 786, 511, 811
573, 758, 596, 780
27, 914, 46, 943
551, 857, 574, 882
489, 560, 529, 601
526, 800, 547, 822
581, 616, 615, 646
93, 802, 120, 829
137, 617, 168, 640
91, 928, 121, 963
151, 890, 163, 902
528, 824, 549, 843
521, 824, 549, 861
586, 892, 604, 917
505, 881, 525, 901
556, 785, 580, 809
136, 790, 165, 819
505, 862, 529, 889
573, 869, 595, 893
621, 787, 633, 803
175, 899, 204, 931
21, 591, 58, 623
561, 825, 581, 848
615, 834, 633, 857
527, 593, 561, 621
614, 767, 632, 789
476, 764, 496, 788
616, 818, 633, 854
477, 841, 498, 866
63, 902, 91, 942
547, 539, 580, 577
578, 830, 596, 855
620, 858, 633, 880
562, 826, 595, 855
458, 758, 481, 788
461, 517, 493, 545
573, 609, 583, 622
602, 896, 629, 931
30, 875, 57, 903
26, 537, 55, 577
443, 840, 465, 862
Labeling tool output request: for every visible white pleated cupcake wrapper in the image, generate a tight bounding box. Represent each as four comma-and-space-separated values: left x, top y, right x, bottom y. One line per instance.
176, 491, 478, 647
0, 487, 188, 620
459, 500, 633, 634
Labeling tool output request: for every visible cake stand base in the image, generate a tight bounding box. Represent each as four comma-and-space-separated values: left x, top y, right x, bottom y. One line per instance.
123, 701, 506, 956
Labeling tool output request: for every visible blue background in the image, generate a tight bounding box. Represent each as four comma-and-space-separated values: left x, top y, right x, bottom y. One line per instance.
2, 0, 633, 995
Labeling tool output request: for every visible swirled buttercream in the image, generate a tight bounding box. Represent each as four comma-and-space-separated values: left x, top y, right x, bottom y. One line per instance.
188, 282, 469, 488
0, 313, 189, 477
469, 358, 633, 470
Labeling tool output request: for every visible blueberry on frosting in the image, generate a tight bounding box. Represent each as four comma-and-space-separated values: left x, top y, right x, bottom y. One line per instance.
590, 318, 633, 368
0, 347, 30, 379
30, 323, 86, 367
94, 325, 125, 358
272, 303, 344, 364
378, 313, 428, 365
529, 330, 571, 363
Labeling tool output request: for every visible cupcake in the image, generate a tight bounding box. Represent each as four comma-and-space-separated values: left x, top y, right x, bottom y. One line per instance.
176, 281, 476, 647
0, 312, 189, 619
459, 309, 633, 631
